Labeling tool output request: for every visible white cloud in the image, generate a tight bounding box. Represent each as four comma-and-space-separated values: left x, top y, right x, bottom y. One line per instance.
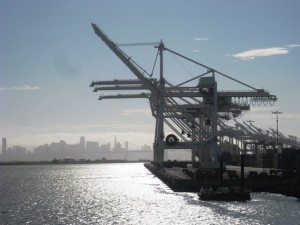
194, 37, 209, 41
230, 44, 300, 60
232, 47, 289, 60
192, 49, 201, 53
0, 84, 41, 91
286, 44, 300, 48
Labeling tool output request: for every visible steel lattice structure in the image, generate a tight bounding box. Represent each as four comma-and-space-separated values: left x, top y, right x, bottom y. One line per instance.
89, 23, 298, 166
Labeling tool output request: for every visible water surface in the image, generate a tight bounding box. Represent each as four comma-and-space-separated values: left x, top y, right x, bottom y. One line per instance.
0, 163, 299, 225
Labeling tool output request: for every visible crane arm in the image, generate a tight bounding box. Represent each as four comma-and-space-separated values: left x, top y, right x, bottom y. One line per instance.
91, 23, 158, 96
98, 93, 150, 100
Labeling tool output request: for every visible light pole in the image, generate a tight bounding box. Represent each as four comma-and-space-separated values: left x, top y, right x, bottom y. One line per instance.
246, 120, 255, 165
272, 111, 282, 148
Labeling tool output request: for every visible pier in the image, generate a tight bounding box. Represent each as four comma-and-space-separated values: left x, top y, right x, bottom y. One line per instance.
144, 162, 300, 199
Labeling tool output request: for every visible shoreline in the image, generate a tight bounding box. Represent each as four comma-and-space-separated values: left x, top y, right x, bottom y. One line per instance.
0, 159, 150, 166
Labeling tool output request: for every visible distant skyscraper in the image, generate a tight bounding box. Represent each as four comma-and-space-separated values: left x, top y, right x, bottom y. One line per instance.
80, 136, 85, 150
2, 138, 7, 154
113, 136, 122, 151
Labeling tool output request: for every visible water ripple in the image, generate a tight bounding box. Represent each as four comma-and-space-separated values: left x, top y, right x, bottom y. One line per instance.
0, 163, 299, 225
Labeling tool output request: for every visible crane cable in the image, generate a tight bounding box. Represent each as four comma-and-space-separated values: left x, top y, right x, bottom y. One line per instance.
150, 48, 160, 77
171, 53, 195, 78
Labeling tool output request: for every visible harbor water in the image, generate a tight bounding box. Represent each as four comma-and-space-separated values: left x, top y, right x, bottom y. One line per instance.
0, 163, 299, 225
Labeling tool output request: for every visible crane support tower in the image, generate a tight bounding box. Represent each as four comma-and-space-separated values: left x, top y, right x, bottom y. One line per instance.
89, 23, 284, 167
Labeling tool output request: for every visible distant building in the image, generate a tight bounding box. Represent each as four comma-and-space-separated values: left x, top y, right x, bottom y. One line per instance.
80, 136, 85, 150
49, 140, 66, 159
113, 136, 123, 151
1, 138, 7, 161
12, 145, 26, 156
33, 144, 49, 161
2, 138, 7, 154
112, 137, 128, 152
99, 143, 111, 152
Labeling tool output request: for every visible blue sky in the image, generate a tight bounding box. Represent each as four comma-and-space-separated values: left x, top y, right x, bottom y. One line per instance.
1, 0, 300, 150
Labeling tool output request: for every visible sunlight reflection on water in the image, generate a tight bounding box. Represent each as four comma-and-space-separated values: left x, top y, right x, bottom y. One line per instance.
0, 163, 299, 225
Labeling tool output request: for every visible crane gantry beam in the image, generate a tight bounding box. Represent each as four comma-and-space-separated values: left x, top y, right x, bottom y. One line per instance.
90, 79, 145, 86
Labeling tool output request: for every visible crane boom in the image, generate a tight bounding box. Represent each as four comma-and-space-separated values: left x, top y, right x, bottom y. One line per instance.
91, 23, 158, 97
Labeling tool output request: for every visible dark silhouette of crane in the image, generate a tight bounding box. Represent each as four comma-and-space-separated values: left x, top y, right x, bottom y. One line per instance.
90, 23, 283, 167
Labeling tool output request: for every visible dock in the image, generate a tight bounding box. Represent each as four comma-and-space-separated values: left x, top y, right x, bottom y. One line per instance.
144, 162, 300, 198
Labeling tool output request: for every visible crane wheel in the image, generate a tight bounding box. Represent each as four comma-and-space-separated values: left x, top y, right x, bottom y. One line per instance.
166, 134, 178, 146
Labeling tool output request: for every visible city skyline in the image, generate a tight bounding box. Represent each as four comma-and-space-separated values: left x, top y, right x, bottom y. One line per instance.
1, 1, 300, 149
0, 136, 152, 153
0, 136, 153, 162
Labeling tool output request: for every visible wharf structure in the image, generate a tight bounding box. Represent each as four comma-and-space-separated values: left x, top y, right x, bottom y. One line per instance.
89, 23, 300, 197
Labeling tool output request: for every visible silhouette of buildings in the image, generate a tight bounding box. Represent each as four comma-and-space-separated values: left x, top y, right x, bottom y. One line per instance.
1, 138, 28, 161
0, 136, 153, 162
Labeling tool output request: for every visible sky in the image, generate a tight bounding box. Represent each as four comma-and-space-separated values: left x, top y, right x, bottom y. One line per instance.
1, 0, 300, 151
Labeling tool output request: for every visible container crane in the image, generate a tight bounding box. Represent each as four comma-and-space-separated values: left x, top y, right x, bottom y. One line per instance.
90, 23, 278, 166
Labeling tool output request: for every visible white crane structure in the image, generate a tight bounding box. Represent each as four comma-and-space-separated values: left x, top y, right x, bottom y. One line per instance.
89, 23, 294, 167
